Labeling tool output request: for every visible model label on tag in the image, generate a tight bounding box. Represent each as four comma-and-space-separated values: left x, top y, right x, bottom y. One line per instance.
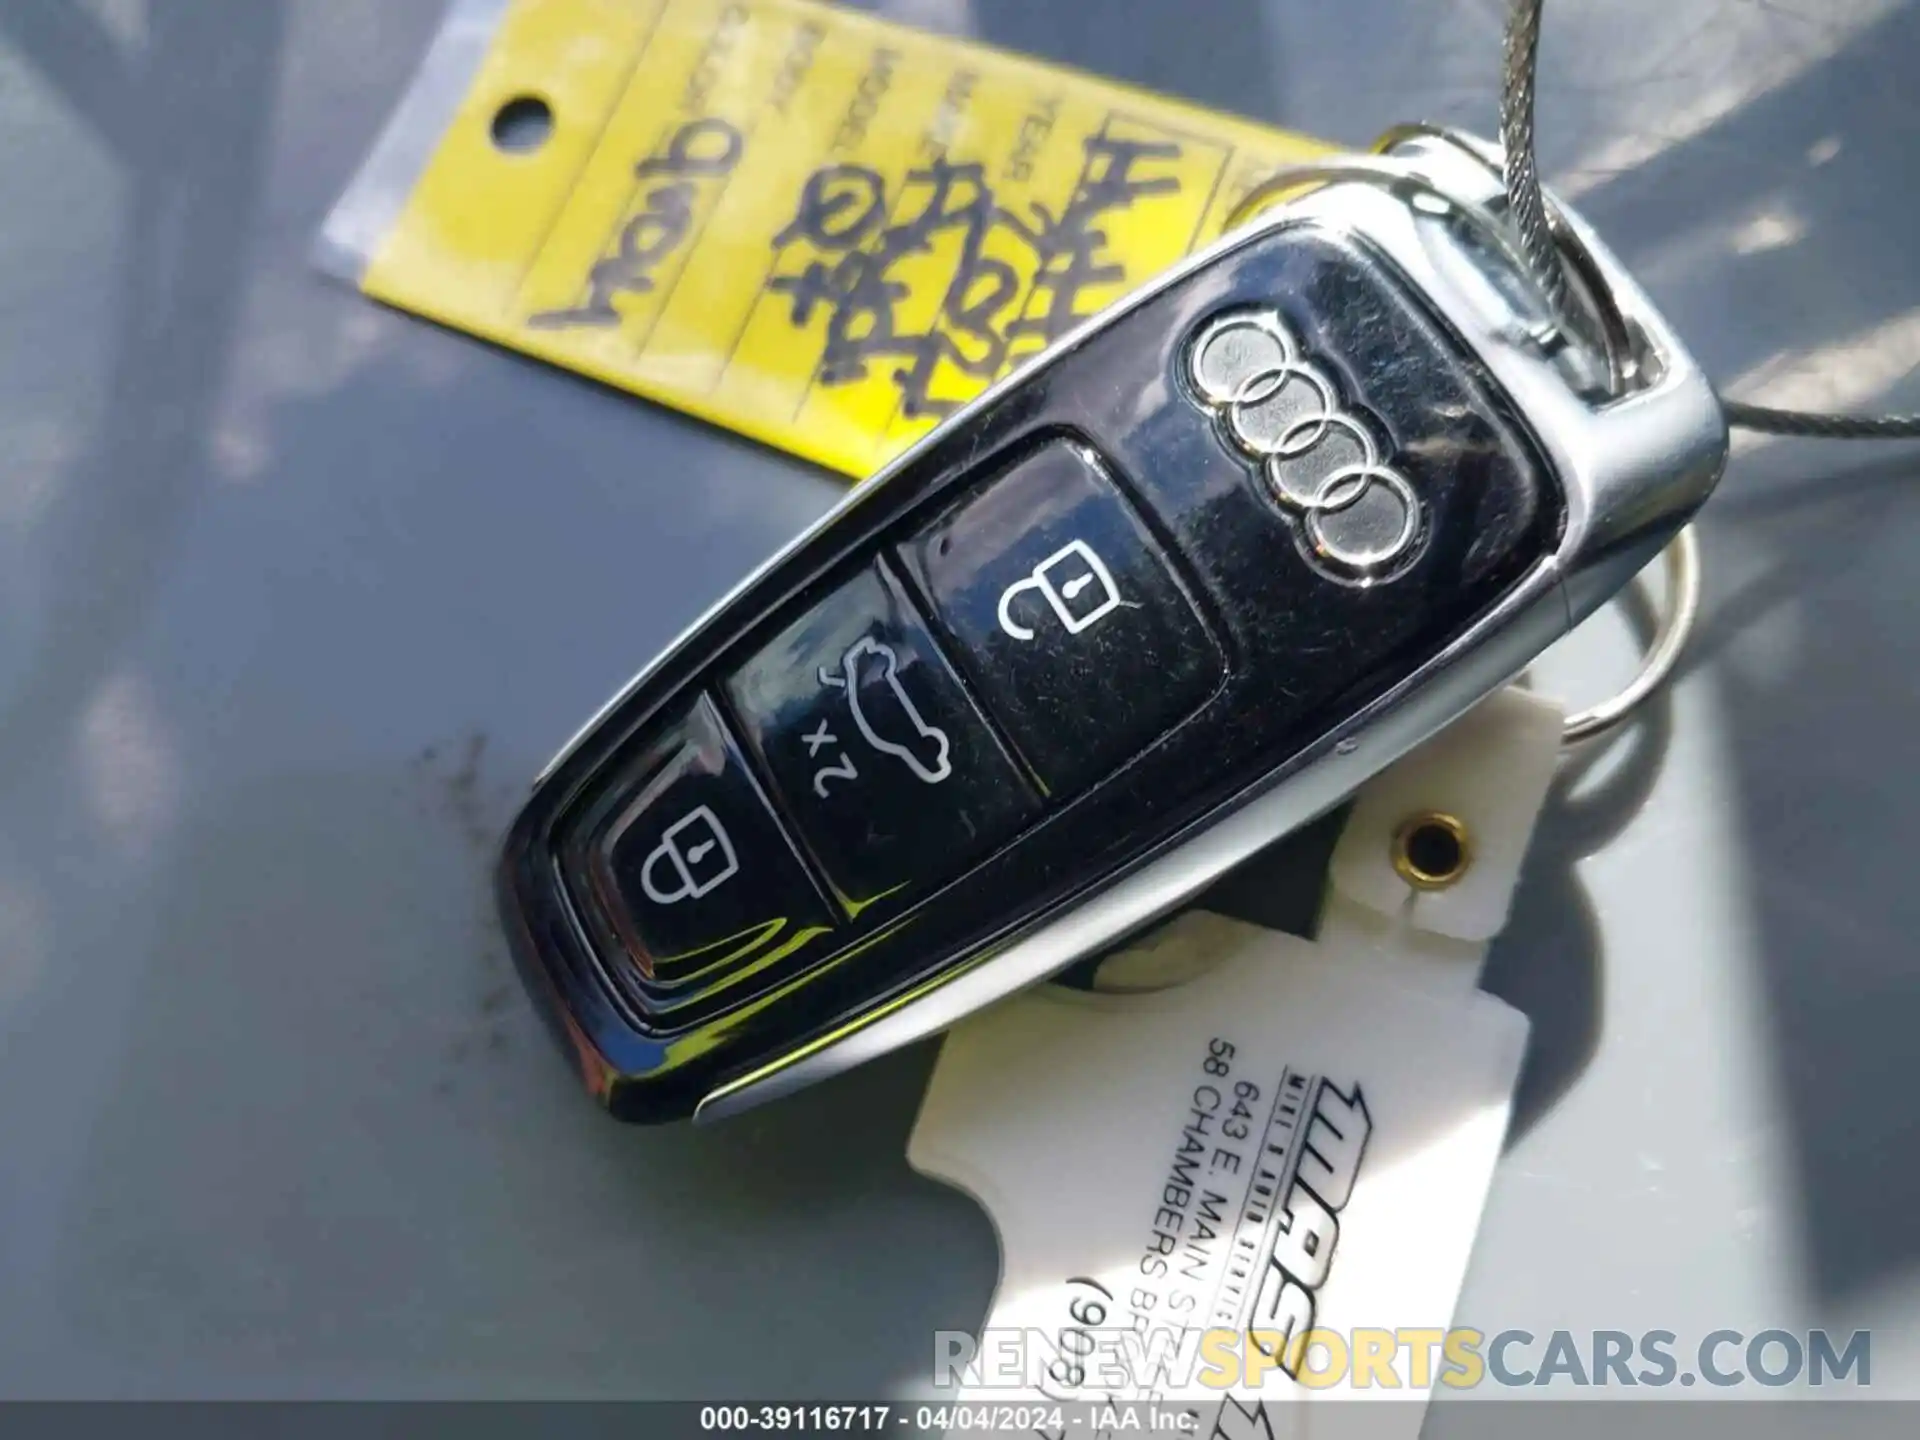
331, 0, 1329, 477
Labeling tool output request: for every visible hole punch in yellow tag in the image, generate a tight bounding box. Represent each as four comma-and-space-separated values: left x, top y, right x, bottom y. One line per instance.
320, 0, 1331, 479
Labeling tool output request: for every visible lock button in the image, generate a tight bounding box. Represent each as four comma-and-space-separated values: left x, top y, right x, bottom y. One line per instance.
898, 441, 1224, 799
561, 694, 839, 1001
725, 562, 1039, 914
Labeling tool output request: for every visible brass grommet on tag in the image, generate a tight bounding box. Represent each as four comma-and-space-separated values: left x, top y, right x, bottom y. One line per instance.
1392, 811, 1474, 891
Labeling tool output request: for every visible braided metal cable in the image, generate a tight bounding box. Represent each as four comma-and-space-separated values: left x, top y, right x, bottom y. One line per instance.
1719, 400, 1920, 439
1499, 0, 1571, 323
1502, 0, 1920, 439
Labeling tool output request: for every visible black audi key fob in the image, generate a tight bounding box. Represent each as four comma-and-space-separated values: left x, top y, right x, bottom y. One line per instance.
498, 130, 1727, 1123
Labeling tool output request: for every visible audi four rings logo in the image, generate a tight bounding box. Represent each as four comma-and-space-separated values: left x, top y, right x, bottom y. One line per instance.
1186, 308, 1424, 580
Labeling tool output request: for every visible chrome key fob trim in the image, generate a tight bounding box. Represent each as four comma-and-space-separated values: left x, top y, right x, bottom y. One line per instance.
496, 130, 1726, 1124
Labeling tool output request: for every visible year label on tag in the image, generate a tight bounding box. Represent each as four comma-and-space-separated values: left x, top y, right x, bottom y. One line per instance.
324, 0, 1329, 476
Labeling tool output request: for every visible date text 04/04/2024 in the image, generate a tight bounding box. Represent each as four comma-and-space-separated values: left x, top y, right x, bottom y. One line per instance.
697, 1404, 1200, 1433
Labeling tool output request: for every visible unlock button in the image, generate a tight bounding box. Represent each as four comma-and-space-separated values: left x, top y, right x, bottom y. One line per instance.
899, 441, 1225, 798
996, 539, 1125, 640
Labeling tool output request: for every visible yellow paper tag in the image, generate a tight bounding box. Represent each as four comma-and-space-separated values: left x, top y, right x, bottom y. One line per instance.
350, 0, 1330, 477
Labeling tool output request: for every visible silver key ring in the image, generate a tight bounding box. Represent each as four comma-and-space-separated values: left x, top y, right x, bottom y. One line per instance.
1560, 525, 1701, 746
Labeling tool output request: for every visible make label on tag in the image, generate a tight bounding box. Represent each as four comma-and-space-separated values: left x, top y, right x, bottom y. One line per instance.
323, 0, 1329, 476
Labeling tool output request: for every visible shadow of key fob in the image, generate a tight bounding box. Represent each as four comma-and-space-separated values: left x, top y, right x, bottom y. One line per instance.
497, 130, 1728, 1124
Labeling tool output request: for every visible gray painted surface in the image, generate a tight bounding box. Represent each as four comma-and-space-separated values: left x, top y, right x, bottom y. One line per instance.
0, 0, 1915, 1401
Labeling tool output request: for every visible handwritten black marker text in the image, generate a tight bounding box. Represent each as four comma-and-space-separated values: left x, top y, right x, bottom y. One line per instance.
770, 133, 1186, 419
529, 116, 746, 330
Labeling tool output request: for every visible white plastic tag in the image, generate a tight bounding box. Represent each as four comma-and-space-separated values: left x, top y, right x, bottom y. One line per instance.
907, 689, 1564, 1436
